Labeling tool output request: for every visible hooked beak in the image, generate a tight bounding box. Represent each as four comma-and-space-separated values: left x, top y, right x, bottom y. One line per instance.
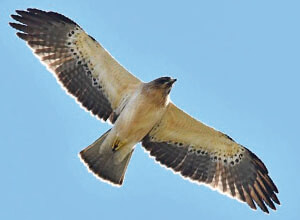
168, 78, 177, 86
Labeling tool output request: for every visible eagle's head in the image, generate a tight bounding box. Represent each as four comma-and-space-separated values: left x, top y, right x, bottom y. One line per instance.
149, 76, 177, 94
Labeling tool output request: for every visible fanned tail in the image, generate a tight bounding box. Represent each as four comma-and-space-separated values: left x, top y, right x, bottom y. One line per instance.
79, 129, 133, 186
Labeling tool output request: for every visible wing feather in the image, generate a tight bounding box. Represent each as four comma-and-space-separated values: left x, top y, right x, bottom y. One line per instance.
142, 103, 280, 213
10, 8, 141, 123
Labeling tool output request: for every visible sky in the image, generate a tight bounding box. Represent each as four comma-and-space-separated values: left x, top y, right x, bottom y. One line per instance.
1, 0, 299, 219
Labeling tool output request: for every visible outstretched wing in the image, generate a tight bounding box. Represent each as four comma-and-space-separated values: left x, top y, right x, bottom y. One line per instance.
10, 8, 141, 123
142, 103, 280, 213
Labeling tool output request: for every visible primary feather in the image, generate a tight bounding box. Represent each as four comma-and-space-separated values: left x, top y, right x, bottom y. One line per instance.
10, 8, 141, 123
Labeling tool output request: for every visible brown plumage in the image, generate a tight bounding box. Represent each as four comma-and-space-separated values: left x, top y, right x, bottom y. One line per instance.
10, 8, 280, 213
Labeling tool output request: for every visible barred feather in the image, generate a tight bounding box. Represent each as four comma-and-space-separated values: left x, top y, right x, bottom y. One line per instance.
142, 103, 280, 213
10, 8, 141, 123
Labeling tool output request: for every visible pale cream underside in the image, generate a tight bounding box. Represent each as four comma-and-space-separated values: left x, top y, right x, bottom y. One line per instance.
149, 103, 242, 157
109, 88, 170, 162
49, 27, 242, 158
75, 30, 241, 158
74, 29, 141, 109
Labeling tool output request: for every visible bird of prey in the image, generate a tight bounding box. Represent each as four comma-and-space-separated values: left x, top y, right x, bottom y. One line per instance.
10, 8, 280, 213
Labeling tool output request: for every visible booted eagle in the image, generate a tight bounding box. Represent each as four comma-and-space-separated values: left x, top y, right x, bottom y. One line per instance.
10, 8, 279, 214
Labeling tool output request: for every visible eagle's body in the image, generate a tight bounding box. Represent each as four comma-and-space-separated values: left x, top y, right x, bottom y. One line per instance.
98, 81, 172, 165
10, 8, 280, 213
113, 82, 170, 147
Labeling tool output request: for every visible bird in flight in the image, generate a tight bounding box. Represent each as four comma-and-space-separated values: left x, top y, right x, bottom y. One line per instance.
10, 8, 280, 213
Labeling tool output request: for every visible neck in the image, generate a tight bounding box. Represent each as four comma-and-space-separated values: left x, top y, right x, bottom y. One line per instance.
142, 85, 169, 107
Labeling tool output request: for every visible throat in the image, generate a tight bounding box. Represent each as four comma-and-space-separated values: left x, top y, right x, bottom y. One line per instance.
165, 94, 171, 106
148, 90, 170, 107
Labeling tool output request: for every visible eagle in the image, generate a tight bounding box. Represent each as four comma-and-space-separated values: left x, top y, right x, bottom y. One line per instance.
10, 8, 280, 213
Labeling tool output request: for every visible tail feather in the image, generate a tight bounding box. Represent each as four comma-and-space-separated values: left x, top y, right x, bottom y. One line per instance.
79, 129, 134, 185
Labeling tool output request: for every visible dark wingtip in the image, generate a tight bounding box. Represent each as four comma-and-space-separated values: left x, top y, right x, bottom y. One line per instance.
271, 193, 280, 205
260, 201, 270, 213
9, 22, 23, 31
8, 22, 15, 28
15, 9, 24, 14
273, 183, 279, 194
16, 32, 29, 41
11, 14, 21, 20
15, 9, 29, 17
27, 8, 42, 13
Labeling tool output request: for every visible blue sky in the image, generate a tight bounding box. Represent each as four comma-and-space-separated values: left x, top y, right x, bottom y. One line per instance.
1, 0, 299, 219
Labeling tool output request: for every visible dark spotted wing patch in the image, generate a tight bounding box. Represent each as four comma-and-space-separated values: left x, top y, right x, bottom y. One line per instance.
10, 8, 122, 122
142, 135, 280, 213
